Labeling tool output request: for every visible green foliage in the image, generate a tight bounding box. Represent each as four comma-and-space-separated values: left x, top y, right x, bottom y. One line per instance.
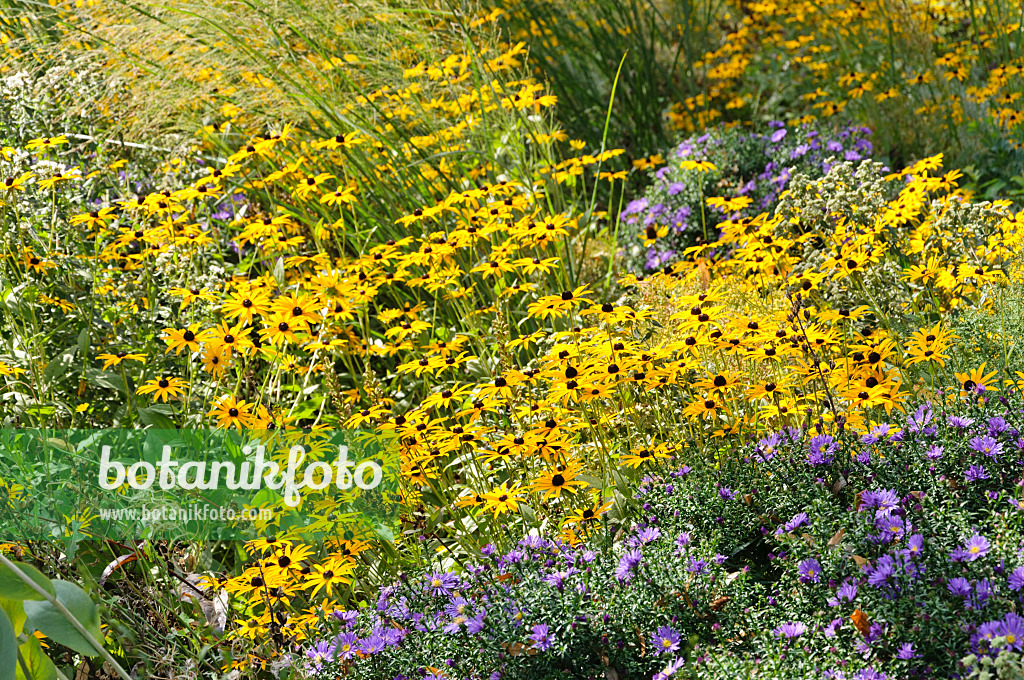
0, 555, 128, 680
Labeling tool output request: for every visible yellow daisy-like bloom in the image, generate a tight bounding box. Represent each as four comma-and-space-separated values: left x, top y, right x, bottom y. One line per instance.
531, 463, 588, 499
25, 135, 68, 150
483, 482, 525, 517
1, 172, 34, 191
136, 376, 188, 402
163, 324, 208, 355
208, 395, 254, 429
96, 351, 146, 371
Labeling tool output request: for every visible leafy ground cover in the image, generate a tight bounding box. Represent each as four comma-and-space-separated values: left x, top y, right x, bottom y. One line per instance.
0, 0, 1022, 678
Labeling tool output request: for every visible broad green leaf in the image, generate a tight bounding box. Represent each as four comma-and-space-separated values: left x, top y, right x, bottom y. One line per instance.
23, 581, 103, 657
137, 405, 177, 430
0, 609, 16, 680
83, 368, 126, 396
14, 637, 56, 680
0, 598, 26, 636
0, 563, 55, 601
42, 346, 78, 382
76, 328, 89, 356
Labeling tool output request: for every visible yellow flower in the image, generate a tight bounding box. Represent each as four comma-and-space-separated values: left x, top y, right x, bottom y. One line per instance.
25, 135, 68, 150
208, 395, 254, 429
136, 376, 188, 402
96, 352, 146, 371
531, 463, 588, 499
483, 482, 525, 517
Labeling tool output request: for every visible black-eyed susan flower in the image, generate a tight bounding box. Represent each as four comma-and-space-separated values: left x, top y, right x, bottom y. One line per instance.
136, 376, 188, 402
208, 395, 254, 429
96, 351, 147, 371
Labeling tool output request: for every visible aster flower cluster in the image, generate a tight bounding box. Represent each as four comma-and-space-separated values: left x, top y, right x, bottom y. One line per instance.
303, 392, 1024, 680
303, 525, 739, 679
620, 123, 874, 272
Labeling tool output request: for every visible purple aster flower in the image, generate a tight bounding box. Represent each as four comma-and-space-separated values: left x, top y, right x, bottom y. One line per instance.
651, 625, 682, 655
1008, 566, 1024, 591
854, 668, 889, 680
718, 486, 736, 500
520, 535, 548, 550
305, 640, 335, 671
866, 555, 896, 588
785, 512, 810, 532
969, 435, 1003, 459
896, 642, 919, 659
965, 465, 990, 482
653, 656, 687, 680
686, 556, 708, 574
963, 534, 991, 561
948, 415, 975, 430
359, 633, 385, 655
987, 416, 1009, 436
875, 514, 905, 542
860, 424, 891, 445
835, 581, 858, 604
824, 618, 843, 637
635, 527, 662, 544
331, 610, 358, 627
860, 488, 899, 514
906, 403, 933, 433
906, 534, 924, 557
948, 576, 972, 598
530, 623, 555, 651
798, 558, 822, 583
443, 613, 470, 634
771, 128, 788, 143
970, 579, 994, 610
616, 549, 643, 582
466, 610, 487, 635
334, 631, 359, 660
425, 571, 459, 596
925, 445, 944, 460
757, 432, 783, 460
977, 620, 1003, 648
999, 612, 1024, 650
774, 621, 806, 638
808, 434, 839, 465
541, 568, 577, 591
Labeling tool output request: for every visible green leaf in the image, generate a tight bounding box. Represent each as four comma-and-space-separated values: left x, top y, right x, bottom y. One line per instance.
0, 598, 26, 636
0, 563, 55, 601
23, 581, 103, 657
137, 404, 177, 430
0, 609, 16, 680
14, 636, 56, 680
42, 346, 78, 382
83, 368, 126, 396
76, 328, 89, 356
